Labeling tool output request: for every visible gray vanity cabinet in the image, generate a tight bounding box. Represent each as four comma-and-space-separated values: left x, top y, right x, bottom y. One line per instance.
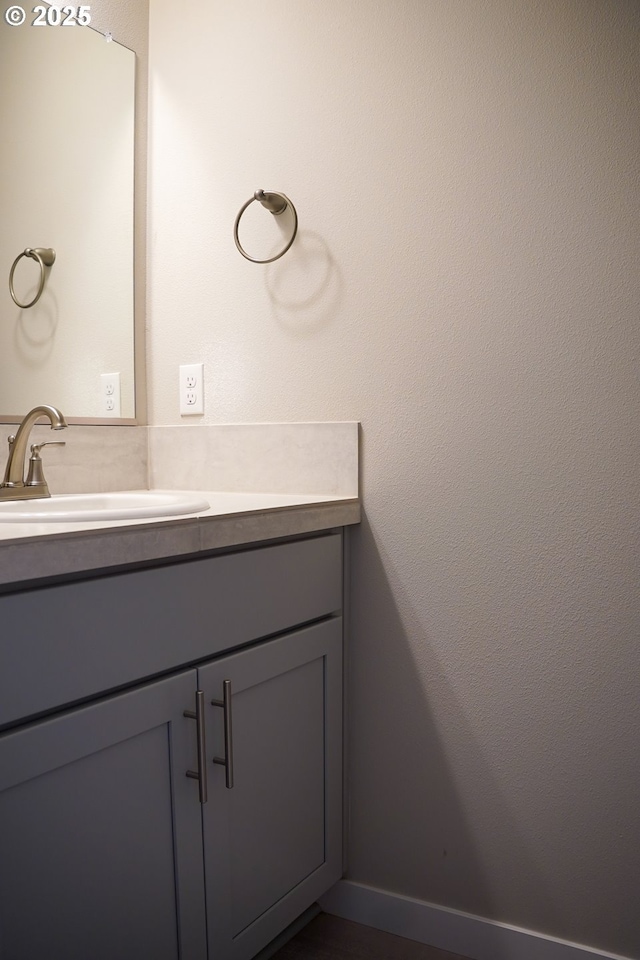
0, 531, 345, 960
200, 617, 342, 960
0, 670, 207, 960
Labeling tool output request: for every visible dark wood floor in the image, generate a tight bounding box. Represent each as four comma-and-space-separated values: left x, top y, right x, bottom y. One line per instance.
268, 912, 470, 960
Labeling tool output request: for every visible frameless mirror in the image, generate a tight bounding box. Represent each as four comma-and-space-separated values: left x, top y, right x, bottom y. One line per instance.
0, 11, 136, 421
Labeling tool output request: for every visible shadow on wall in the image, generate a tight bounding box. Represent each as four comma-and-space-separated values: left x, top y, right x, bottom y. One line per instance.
265, 230, 342, 336
13, 294, 59, 367
344, 512, 560, 958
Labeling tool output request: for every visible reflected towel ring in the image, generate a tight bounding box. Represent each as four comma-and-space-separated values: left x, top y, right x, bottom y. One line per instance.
9, 247, 56, 308
234, 190, 298, 263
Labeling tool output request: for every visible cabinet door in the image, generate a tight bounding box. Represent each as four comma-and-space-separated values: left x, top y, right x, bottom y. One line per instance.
199, 617, 343, 960
0, 671, 207, 960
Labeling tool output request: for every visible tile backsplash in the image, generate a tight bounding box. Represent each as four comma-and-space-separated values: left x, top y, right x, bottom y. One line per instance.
12, 422, 359, 497
149, 422, 359, 496
21, 424, 148, 494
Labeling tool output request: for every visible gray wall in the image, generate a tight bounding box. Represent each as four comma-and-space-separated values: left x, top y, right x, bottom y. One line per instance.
147, 1, 640, 956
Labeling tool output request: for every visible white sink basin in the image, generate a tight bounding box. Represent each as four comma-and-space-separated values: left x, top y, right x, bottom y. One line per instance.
0, 491, 210, 523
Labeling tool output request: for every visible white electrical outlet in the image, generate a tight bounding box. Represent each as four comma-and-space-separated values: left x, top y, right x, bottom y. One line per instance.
179, 363, 204, 415
100, 372, 121, 416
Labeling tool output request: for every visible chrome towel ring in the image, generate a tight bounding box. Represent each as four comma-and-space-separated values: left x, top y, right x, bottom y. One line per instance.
234, 190, 298, 263
9, 247, 56, 308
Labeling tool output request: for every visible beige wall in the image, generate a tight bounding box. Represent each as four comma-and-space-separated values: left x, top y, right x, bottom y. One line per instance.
147, 2, 640, 956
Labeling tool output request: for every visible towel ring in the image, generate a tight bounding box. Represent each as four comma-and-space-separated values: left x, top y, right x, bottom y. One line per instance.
234, 190, 298, 263
9, 247, 56, 308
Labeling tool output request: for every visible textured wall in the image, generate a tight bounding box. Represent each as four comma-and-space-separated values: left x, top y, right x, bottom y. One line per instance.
147, 2, 640, 955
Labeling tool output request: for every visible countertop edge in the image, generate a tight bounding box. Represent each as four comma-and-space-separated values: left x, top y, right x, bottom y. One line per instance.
0, 498, 360, 589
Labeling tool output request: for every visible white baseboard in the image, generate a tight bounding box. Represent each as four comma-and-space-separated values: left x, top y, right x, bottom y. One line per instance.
318, 880, 633, 960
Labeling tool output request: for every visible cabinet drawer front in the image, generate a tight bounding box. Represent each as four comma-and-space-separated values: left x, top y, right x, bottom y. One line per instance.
0, 533, 342, 727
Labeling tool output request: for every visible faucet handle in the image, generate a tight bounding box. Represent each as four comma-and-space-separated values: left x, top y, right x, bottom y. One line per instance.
1, 436, 16, 487
30, 441, 66, 456
25, 441, 66, 490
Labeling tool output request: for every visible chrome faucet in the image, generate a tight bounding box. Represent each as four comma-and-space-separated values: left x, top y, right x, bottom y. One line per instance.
0, 404, 67, 501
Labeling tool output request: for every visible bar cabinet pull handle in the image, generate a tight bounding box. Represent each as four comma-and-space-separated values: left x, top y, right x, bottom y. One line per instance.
211, 679, 234, 789
184, 690, 208, 804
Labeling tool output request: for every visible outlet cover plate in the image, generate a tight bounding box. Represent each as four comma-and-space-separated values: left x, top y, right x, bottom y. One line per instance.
179, 363, 204, 415
100, 372, 121, 417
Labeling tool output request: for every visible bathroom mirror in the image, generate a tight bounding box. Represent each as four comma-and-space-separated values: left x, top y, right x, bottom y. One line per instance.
0, 12, 136, 422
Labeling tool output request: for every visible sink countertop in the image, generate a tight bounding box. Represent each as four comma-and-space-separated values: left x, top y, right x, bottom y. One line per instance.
0, 490, 360, 589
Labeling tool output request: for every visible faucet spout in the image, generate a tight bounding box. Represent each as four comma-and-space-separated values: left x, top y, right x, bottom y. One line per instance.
1, 404, 67, 492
